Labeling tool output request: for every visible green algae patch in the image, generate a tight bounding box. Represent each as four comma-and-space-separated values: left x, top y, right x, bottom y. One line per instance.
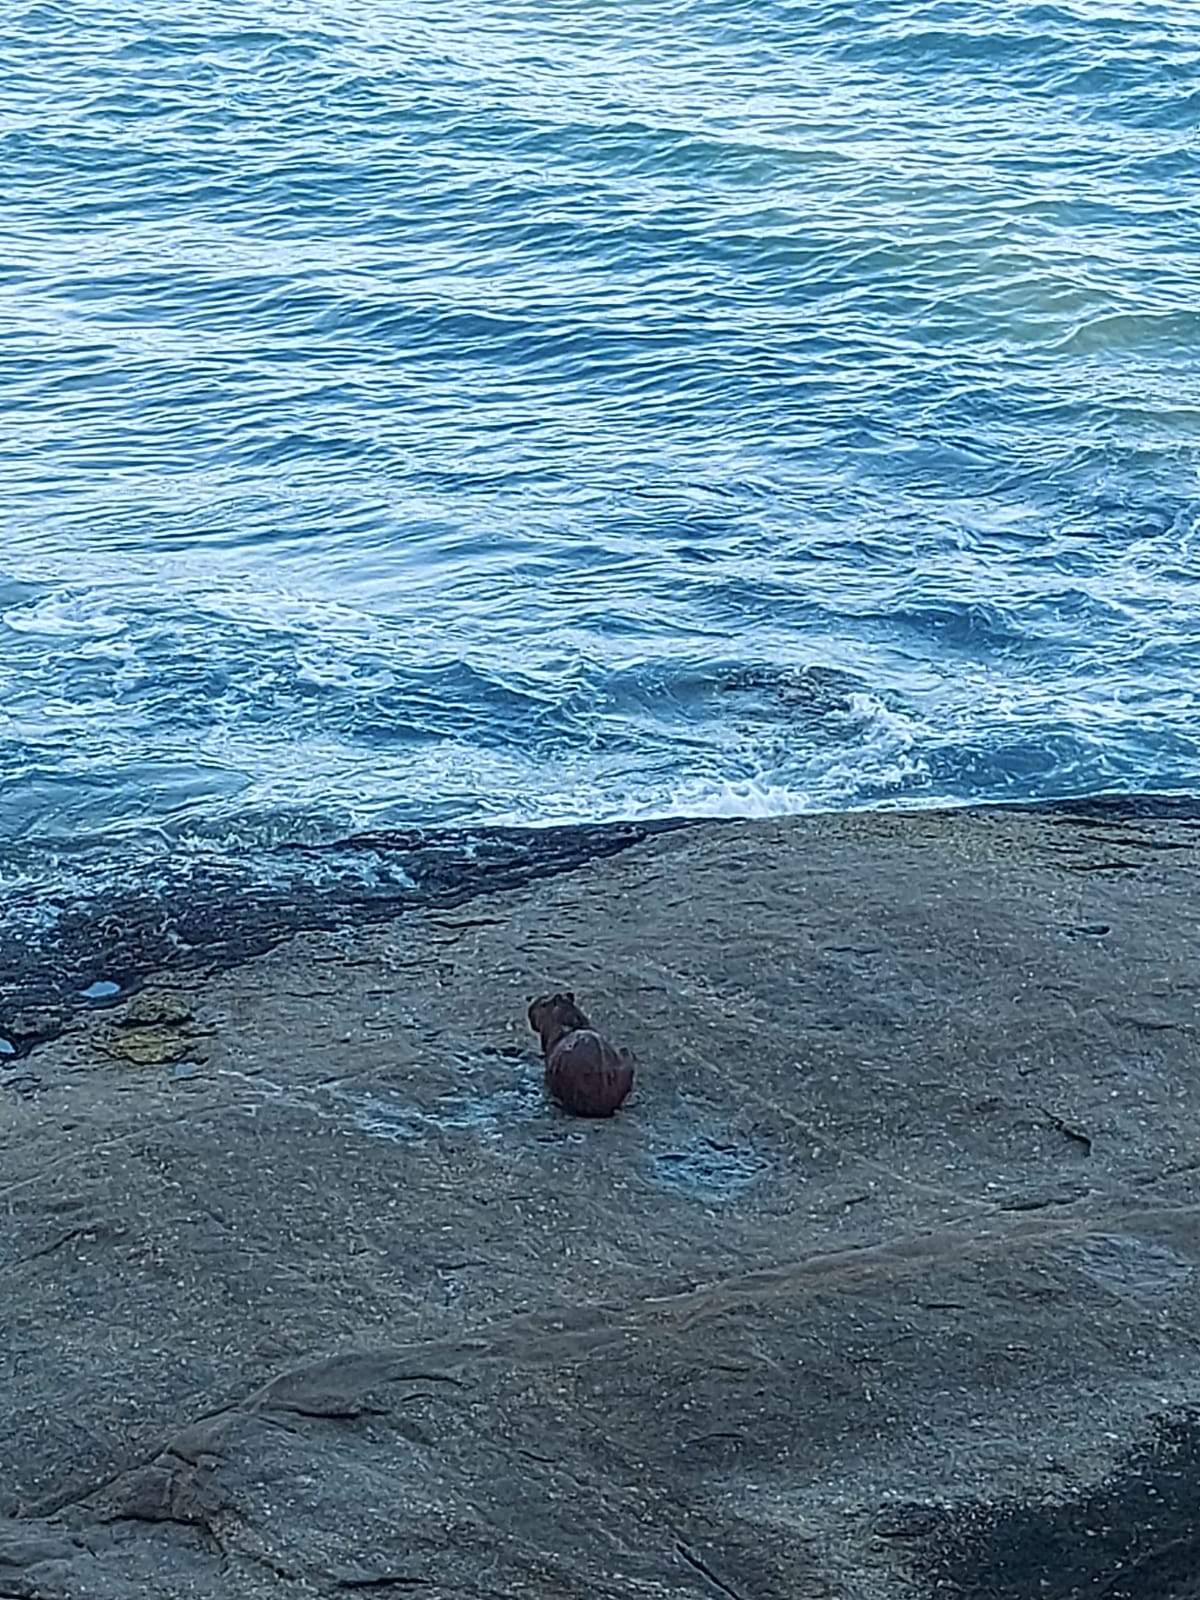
100, 1025, 194, 1067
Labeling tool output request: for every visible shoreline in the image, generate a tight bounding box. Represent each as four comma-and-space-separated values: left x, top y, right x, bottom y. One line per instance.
2, 804, 1200, 1596
0, 817, 689, 1056
4, 790, 1199, 1059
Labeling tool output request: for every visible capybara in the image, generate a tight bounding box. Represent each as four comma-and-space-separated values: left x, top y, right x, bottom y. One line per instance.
528, 992, 635, 1117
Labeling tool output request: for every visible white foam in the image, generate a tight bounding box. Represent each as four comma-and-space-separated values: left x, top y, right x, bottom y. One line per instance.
653, 779, 817, 819
3, 589, 129, 639
481, 688, 934, 829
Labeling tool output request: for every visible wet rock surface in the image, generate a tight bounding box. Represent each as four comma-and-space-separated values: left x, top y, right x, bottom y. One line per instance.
0, 820, 687, 1054
2, 806, 1200, 1597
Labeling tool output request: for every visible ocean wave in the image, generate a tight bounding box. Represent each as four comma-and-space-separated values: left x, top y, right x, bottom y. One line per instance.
2, 0, 1199, 937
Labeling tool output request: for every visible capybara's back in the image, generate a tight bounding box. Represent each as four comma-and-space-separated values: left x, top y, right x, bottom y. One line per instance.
543, 1028, 634, 1117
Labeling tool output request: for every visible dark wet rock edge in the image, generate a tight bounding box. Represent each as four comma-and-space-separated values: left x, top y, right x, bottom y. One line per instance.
1032, 792, 1200, 824
897, 1409, 1200, 1600
0, 819, 689, 1056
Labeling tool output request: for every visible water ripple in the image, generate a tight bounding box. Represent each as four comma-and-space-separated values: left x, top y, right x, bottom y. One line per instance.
1, 0, 1198, 920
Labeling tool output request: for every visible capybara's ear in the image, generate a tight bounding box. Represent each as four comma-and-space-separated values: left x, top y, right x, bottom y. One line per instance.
564, 990, 575, 1004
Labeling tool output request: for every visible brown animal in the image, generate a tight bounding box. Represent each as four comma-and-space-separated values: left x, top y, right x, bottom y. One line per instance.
527, 992, 635, 1118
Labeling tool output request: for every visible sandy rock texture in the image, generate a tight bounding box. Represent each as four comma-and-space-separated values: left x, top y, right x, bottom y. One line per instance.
2, 806, 1199, 1598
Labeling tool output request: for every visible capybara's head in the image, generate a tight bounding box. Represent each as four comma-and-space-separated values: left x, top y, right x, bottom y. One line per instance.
528, 991, 589, 1041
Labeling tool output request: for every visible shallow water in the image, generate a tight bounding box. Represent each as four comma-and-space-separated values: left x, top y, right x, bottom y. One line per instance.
2, 0, 1198, 929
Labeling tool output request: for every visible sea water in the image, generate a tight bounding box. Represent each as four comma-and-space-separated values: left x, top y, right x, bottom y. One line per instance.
1, 0, 1198, 935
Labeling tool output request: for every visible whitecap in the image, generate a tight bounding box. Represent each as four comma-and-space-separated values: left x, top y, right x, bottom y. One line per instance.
3, 590, 129, 639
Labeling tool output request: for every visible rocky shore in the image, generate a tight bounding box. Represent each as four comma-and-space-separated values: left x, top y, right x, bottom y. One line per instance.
2, 804, 1199, 1598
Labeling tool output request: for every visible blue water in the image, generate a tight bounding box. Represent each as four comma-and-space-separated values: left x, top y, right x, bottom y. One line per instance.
2, 0, 1198, 926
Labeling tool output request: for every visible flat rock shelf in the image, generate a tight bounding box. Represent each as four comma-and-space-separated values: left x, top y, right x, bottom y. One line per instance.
2, 805, 1200, 1599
